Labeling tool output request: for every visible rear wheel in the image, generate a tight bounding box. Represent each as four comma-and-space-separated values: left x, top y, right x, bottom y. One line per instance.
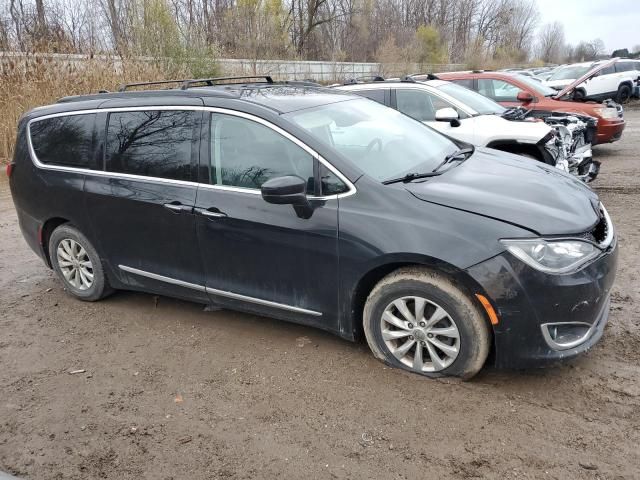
49, 224, 113, 301
363, 267, 491, 380
616, 84, 631, 104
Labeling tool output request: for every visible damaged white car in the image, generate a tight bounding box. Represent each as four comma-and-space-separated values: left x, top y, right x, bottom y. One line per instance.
335, 77, 598, 182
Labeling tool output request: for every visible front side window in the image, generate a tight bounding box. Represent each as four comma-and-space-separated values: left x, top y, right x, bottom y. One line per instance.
478, 79, 521, 102
105, 110, 196, 181
396, 89, 455, 122
615, 62, 634, 73
210, 113, 315, 193
30, 113, 97, 168
284, 98, 458, 183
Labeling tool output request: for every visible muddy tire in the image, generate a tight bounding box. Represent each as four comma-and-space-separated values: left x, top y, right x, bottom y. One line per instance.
363, 267, 490, 380
49, 224, 113, 302
616, 84, 631, 104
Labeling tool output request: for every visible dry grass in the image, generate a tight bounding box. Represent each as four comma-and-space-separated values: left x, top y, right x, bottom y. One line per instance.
0, 56, 191, 163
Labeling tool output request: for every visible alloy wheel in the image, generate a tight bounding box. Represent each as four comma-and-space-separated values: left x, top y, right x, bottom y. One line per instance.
380, 296, 460, 372
56, 238, 94, 290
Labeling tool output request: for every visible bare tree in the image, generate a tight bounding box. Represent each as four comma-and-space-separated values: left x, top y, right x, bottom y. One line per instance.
536, 21, 564, 63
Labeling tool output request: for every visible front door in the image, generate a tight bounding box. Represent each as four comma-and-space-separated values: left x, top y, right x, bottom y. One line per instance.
84, 108, 208, 302
194, 111, 341, 329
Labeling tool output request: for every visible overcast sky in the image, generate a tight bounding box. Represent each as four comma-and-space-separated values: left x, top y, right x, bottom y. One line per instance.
534, 0, 640, 52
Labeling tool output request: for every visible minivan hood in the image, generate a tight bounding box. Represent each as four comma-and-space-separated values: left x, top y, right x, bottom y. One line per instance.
406, 148, 600, 235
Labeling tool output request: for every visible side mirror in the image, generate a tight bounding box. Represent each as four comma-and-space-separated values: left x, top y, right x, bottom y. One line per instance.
435, 107, 459, 122
261, 175, 314, 219
517, 91, 534, 103
261, 175, 308, 205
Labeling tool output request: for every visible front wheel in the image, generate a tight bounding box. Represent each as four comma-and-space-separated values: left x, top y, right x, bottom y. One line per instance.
49, 224, 113, 302
363, 267, 491, 379
616, 84, 631, 104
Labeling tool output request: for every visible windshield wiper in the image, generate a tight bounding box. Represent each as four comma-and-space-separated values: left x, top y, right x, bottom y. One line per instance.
431, 147, 475, 173
382, 171, 442, 185
382, 147, 475, 185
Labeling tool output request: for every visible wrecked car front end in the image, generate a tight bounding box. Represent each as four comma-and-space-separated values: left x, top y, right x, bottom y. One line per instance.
503, 107, 599, 182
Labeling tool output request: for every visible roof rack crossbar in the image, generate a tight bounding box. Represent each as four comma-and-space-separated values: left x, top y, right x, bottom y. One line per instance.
117, 79, 189, 92
117, 75, 275, 92
181, 75, 274, 89
407, 73, 440, 80
343, 75, 385, 85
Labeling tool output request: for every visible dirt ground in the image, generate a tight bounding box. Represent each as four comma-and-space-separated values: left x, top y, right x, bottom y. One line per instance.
1, 107, 640, 480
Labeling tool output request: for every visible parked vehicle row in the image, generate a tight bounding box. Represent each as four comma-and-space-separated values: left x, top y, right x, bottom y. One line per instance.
435, 70, 626, 145
8, 75, 618, 381
335, 76, 599, 182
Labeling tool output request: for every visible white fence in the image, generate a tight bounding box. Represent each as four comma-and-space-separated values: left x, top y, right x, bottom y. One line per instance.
0, 52, 466, 82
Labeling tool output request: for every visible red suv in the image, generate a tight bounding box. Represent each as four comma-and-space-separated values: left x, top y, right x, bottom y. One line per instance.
435, 71, 625, 145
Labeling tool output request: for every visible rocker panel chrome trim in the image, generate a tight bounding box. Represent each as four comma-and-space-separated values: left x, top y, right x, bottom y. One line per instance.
118, 265, 322, 317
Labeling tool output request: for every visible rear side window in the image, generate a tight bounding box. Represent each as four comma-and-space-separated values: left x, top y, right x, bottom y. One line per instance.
30, 114, 97, 168
356, 89, 387, 105
452, 78, 474, 89
105, 110, 197, 181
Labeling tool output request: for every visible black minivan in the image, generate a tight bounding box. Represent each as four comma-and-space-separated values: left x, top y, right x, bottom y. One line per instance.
8, 77, 618, 379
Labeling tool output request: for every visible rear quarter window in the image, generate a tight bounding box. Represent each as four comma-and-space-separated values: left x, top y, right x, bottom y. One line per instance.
29, 113, 97, 169
355, 89, 387, 105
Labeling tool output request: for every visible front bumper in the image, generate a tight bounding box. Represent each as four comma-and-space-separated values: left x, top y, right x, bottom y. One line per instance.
595, 119, 625, 144
466, 240, 618, 369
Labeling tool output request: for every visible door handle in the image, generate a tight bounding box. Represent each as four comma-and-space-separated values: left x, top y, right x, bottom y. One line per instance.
163, 202, 192, 214
194, 207, 228, 219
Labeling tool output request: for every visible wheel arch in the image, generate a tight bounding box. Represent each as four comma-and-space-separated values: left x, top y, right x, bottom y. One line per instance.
41, 217, 70, 267
348, 255, 497, 348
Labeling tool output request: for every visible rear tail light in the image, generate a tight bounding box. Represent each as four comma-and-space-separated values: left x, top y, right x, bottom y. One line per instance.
6, 162, 14, 178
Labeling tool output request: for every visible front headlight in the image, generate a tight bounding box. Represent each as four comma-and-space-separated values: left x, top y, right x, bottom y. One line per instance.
500, 238, 600, 274
594, 107, 619, 119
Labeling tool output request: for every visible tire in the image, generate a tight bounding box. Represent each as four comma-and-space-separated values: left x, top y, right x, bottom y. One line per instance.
363, 267, 491, 380
49, 224, 113, 302
615, 84, 631, 104
573, 89, 586, 101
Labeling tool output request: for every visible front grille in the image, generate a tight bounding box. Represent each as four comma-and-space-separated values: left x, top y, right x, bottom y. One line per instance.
579, 204, 612, 246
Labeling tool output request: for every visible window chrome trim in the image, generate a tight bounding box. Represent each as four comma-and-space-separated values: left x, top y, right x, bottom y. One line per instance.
119, 265, 322, 317
26, 106, 357, 199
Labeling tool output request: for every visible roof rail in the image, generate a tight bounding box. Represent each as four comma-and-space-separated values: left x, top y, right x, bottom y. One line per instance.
180, 75, 274, 89
400, 75, 417, 83
117, 75, 274, 92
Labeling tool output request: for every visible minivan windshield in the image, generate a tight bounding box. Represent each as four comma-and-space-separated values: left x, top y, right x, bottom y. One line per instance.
284, 99, 459, 182
436, 82, 505, 115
